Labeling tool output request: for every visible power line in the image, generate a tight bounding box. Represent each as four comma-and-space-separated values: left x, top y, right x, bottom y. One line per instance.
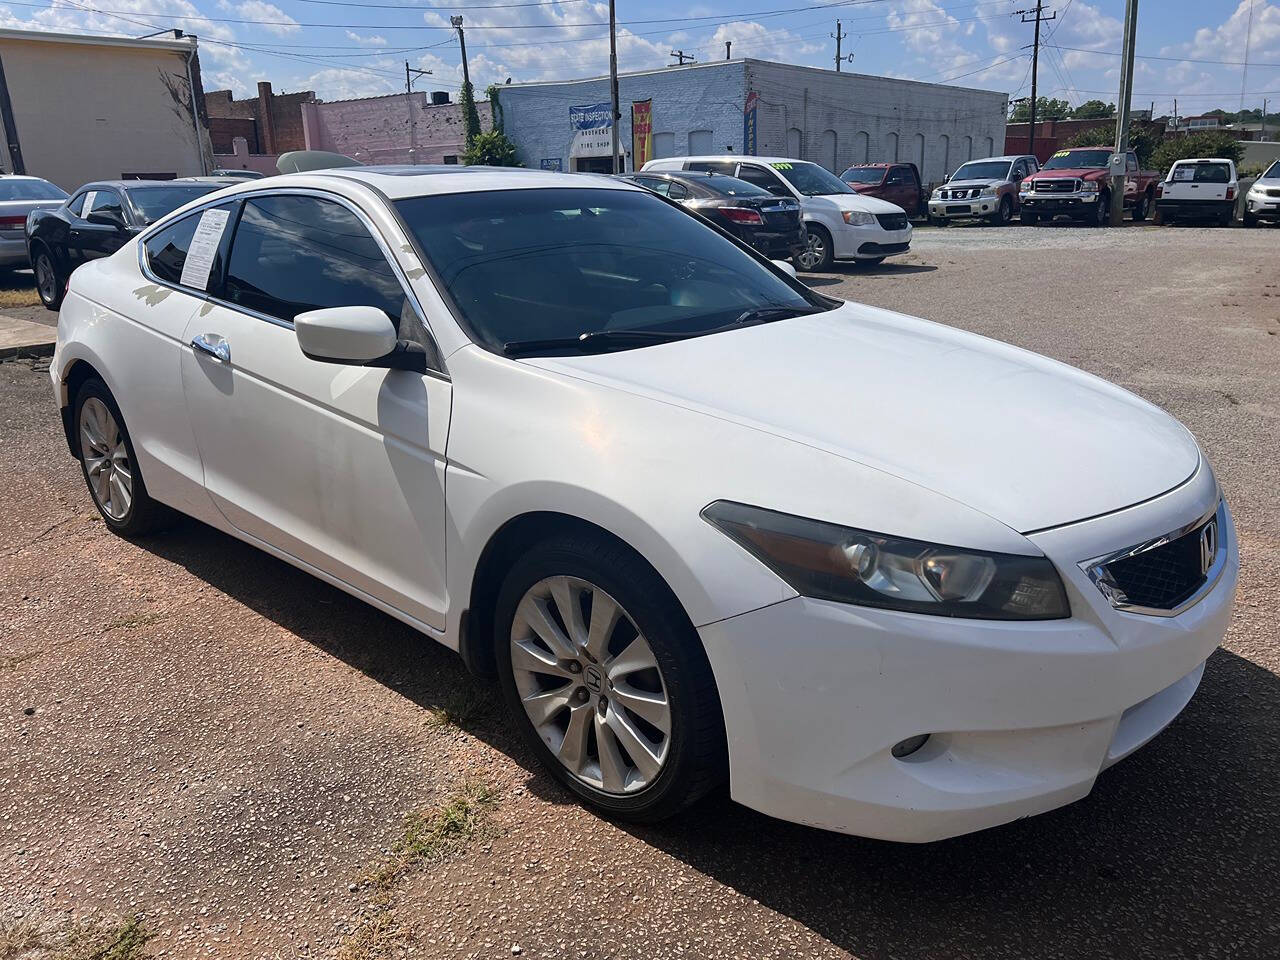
1015, 1, 1055, 156
1048, 43, 1280, 69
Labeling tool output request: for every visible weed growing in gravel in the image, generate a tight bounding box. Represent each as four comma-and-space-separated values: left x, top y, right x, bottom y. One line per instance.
0, 916, 151, 960
424, 687, 490, 729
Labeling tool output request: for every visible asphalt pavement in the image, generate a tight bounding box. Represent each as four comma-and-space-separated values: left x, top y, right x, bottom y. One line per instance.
0, 222, 1277, 959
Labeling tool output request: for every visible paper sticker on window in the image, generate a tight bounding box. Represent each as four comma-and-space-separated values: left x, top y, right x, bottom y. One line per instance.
771, 162, 793, 170
81, 191, 97, 215
179, 208, 231, 290
1052, 151, 1070, 158
1172, 166, 1193, 181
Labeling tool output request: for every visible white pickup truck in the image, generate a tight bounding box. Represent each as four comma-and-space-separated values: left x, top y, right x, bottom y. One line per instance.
1155, 158, 1238, 226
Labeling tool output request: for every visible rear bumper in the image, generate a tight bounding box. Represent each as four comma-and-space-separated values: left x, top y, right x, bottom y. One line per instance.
741, 225, 806, 258
1158, 199, 1233, 218
0, 235, 30, 267
699, 475, 1237, 842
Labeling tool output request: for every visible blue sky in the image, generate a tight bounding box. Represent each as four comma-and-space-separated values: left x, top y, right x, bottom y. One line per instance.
1, 0, 1277, 118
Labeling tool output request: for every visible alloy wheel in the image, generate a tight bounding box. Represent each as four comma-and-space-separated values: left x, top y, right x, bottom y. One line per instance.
79, 397, 133, 521
796, 232, 826, 270
35, 254, 58, 305
509, 576, 671, 795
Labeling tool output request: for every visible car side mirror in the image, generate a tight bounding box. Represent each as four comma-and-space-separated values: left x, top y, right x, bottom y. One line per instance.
772, 259, 797, 279
87, 210, 126, 231
294, 306, 426, 373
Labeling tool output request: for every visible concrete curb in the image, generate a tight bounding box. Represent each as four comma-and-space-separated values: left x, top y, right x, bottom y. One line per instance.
0, 341, 55, 361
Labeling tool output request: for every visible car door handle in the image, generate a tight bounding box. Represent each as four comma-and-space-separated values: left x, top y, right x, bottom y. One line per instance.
191, 333, 230, 364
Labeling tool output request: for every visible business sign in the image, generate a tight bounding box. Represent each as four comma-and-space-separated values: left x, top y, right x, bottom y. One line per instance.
631, 100, 653, 169
570, 102, 617, 158
540, 157, 563, 171
743, 91, 759, 156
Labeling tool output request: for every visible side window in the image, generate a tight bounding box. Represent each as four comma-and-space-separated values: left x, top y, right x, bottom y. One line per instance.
886, 167, 907, 185
687, 161, 737, 175
1126, 152, 1138, 173
734, 164, 791, 197
634, 177, 671, 197
1011, 161, 1026, 180
1028, 157, 1039, 173
223, 194, 408, 328
88, 190, 125, 222
65, 193, 86, 217
143, 201, 237, 288
666, 182, 689, 200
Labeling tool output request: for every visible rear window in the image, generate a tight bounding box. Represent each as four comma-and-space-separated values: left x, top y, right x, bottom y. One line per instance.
841, 168, 887, 184
697, 175, 771, 198
128, 185, 220, 223
0, 179, 67, 201
1170, 162, 1231, 184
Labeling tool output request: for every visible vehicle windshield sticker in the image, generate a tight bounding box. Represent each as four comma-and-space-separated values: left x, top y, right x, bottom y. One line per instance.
1173, 166, 1194, 181
179, 207, 231, 291
81, 191, 97, 214
771, 162, 794, 170
1052, 151, 1071, 158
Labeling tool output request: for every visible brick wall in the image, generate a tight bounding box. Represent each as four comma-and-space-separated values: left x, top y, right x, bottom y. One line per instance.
205, 82, 315, 153
301, 93, 490, 164
209, 116, 258, 154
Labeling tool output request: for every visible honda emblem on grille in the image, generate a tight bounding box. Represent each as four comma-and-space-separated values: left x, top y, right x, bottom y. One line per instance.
1199, 519, 1218, 577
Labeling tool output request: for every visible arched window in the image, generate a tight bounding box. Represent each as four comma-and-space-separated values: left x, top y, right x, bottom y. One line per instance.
963, 135, 973, 162
886, 132, 899, 162
984, 136, 995, 156
855, 130, 870, 164
652, 132, 675, 159
913, 133, 925, 170
786, 127, 802, 158
939, 134, 950, 178
820, 129, 837, 171
688, 129, 713, 154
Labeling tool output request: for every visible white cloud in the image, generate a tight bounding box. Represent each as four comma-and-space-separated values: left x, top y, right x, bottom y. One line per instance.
345, 31, 387, 47
230, 0, 298, 37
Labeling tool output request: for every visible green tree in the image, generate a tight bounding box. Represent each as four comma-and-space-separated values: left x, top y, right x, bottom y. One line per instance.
1010, 96, 1072, 122
1071, 99, 1115, 119
485, 83, 505, 132
1062, 124, 1162, 168
1150, 130, 1244, 174
460, 80, 483, 146
463, 129, 521, 167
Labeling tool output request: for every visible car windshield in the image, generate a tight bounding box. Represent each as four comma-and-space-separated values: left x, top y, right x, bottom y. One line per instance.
127, 184, 221, 223
1264, 160, 1280, 179
395, 187, 824, 355
951, 161, 1012, 181
841, 167, 886, 184
0, 179, 68, 201
1043, 149, 1110, 170
698, 175, 771, 197
771, 161, 854, 196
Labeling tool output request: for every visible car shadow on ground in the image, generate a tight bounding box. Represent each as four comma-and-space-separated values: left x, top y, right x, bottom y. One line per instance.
138, 519, 1279, 959
826, 262, 938, 277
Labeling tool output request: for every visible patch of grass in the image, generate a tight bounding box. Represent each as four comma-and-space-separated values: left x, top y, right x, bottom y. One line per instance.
0, 916, 151, 960
0, 286, 39, 310
66, 917, 151, 960
339, 782, 497, 960
424, 687, 490, 730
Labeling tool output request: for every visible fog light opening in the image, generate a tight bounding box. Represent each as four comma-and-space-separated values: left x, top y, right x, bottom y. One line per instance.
891, 734, 931, 759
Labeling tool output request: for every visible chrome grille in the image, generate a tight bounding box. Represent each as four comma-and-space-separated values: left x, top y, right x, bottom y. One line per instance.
1035, 178, 1079, 193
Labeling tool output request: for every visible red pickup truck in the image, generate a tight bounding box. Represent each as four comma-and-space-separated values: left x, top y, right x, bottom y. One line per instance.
839, 162, 924, 217
1018, 146, 1161, 226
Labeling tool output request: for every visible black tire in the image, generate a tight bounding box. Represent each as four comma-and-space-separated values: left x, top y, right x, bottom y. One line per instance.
32, 247, 63, 311
1243, 209, 1258, 228
794, 224, 834, 272
1162, 209, 1176, 225
494, 532, 727, 822
1020, 210, 1040, 226
73, 378, 175, 538
1132, 193, 1149, 221
1091, 193, 1110, 227
1218, 208, 1233, 227
990, 195, 1013, 226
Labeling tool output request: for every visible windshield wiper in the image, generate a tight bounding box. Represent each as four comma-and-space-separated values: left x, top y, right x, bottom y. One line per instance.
729, 306, 821, 327
502, 328, 694, 356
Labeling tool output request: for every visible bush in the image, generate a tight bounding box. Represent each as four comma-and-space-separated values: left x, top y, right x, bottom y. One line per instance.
1150, 131, 1244, 174
1063, 123, 1160, 168
463, 129, 521, 167
459, 80, 483, 146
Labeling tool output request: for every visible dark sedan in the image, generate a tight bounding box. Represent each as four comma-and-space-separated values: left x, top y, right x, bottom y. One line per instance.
622, 170, 806, 263
27, 180, 222, 310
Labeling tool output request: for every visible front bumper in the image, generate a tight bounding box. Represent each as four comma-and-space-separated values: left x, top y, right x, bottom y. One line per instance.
699, 472, 1237, 842
834, 223, 911, 260
1245, 194, 1280, 220
1019, 190, 1100, 214
928, 195, 1001, 219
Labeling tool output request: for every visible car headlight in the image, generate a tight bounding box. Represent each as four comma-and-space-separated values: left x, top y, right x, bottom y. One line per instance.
1019, 180, 1032, 193
842, 210, 876, 226
931, 190, 943, 200
1079, 181, 1099, 193
980, 186, 998, 197
702, 501, 1070, 620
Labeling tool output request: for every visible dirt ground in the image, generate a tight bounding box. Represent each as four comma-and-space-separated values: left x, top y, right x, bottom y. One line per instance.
1, 223, 1278, 959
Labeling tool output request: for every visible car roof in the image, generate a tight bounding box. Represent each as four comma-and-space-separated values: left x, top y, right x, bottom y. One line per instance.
629, 170, 732, 180
76, 180, 215, 191
957, 156, 1023, 163
1170, 157, 1234, 163
661, 155, 809, 165
297, 165, 640, 199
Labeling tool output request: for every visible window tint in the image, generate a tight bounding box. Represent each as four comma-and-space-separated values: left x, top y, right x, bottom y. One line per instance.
0, 179, 66, 201
144, 202, 236, 287
734, 164, 791, 196
1172, 162, 1231, 184
698, 175, 770, 198
633, 177, 671, 196
886, 168, 908, 184
687, 161, 737, 175
666, 182, 689, 200
223, 195, 408, 326
127, 185, 219, 224
65, 193, 86, 217
88, 190, 125, 221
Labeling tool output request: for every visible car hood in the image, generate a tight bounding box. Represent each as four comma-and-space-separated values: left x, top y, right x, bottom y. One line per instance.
1249, 177, 1280, 189
526, 303, 1200, 534
943, 178, 1005, 190
812, 192, 903, 214
1033, 167, 1107, 180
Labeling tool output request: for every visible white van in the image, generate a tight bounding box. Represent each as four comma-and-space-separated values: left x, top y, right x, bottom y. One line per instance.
642, 155, 911, 271
1156, 158, 1238, 226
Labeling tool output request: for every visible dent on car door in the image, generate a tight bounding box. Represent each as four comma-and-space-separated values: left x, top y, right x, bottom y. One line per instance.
180, 192, 452, 631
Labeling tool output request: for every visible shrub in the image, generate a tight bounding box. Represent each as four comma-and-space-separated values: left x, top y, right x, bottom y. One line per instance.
1063, 124, 1161, 168
463, 129, 521, 167
1150, 130, 1244, 174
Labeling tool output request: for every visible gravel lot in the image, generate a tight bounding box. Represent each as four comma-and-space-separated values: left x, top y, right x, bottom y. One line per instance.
1, 223, 1278, 959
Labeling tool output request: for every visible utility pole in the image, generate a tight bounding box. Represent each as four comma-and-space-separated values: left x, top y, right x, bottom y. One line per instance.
1109, 0, 1138, 226
1172, 97, 1178, 132
405, 61, 431, 95
669, 50, 695, 65
831, 20, 849, 72
1262, 97, 1268, 141
1017, 3, 1055, 160
609, 0, 619, 173
451, 16, 471, 91
725, 40, 731, 60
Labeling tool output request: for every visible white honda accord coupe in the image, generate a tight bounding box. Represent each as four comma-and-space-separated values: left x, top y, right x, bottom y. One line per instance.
51, 167, 1237, 842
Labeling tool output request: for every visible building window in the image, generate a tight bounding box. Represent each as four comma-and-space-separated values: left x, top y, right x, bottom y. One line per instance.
939, 134, 950, 179
885, 132, 899, 162
983, 136, 994, 156
652, 132, 675, 159
963, 135, 973, 162
442, 155, 458, 164
786, 127, 802, 158
688, 129, 713, 154
855, 131, 869, 164
820, 129, 837, 172
913, 133, 925, 170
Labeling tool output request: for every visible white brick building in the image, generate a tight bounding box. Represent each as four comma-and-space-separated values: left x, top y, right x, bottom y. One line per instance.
499, 59, 1009, 183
